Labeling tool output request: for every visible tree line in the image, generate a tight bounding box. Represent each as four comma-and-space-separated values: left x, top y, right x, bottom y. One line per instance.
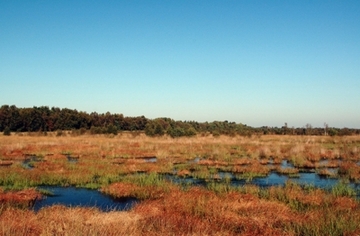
0, 105, 359, 137
0, 105, 146, 134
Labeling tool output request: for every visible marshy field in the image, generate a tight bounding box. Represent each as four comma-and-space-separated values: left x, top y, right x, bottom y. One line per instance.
1, 132, 360, 235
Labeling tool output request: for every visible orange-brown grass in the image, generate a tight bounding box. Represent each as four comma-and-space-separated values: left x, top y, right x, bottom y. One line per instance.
101, 181, 173, 200
0, 205, 140, 236
1, 133, 360, 235
232, 162, 270, 177
1, 133, 360, 188
1, 133, 359, 161
132, 187, 297, 235
338, 161, 360, 180
1, 184, 360, 235
267, 182, 327, 208
276, 166, 299, 176
0, 160, 13, 166
0, 188, 41, 209
317, 168, 337, 178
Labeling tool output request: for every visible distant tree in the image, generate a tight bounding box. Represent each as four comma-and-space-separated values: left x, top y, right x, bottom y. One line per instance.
154, 122, 165, 136
144, 122, 155, 136
328, 128, 338, 136
211, 130, 220, 137
3, 126, 10, 136
167, 127, 185, 138
324, 122, 328, 136
56, 129, 63, 136
305, 123, 312, 135
339, 128, 352, 136
2, 104, 360, 136
185, 127, 197, 136
282, 122, 288, 135
106, 124, 118, 135
90, 126, 104, 135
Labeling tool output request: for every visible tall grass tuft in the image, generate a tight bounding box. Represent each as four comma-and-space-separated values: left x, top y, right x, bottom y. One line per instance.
290, 207, 360, 236
205, 181, 232, 194
331, 180, 356, 197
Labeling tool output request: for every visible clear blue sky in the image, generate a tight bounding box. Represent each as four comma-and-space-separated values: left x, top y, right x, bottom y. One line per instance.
1, 1, 359, 128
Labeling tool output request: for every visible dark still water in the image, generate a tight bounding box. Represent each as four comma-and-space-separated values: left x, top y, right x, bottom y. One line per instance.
33, 186, 138, 212
33, 172, 360, 212
166, 171, 360, 195
251, 172, 339, 188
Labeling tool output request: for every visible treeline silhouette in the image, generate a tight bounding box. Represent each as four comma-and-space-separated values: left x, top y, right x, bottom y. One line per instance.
0, 105, 359, 137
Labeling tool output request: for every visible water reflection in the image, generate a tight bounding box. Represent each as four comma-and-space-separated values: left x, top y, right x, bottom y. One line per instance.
66, 155, 79, 163
165, 171, 357, 191
144, 157, 157, 163
281, 160, 294, 168
34, 186, 138, 212
22, 155, 44, 169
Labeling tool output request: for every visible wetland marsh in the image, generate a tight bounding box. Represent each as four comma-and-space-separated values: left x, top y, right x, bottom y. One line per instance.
1, 132, 360, 235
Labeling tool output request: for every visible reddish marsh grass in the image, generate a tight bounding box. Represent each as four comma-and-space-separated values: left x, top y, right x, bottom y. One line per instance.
132, 187, 298, 235
0, 184, 359, 235
0, 188, 41, 209
0, 206, 140, 236
1, 133, 360, 235
1, 133, 360, 183
1, 133, 359, 188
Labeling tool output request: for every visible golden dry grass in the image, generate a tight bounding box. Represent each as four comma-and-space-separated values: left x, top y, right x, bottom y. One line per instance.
1, 185, 359, 235
0, 133, 359, 185
0, 133, 360, 235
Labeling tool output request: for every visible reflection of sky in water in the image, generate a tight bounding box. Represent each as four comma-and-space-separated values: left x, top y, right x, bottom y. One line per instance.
292, 173, 339, 188
252, 173, 288, 187
34, 187, 138, 212
281, 160, 294, 168
22, 155, 43, 169
22, 159, 34, 169
165, 171, 359, 194
187, 157, 201, 163
66, 155, 79, 163
145, 157, 157, 163
33, 171, 360, 211
251, 172, 341, 189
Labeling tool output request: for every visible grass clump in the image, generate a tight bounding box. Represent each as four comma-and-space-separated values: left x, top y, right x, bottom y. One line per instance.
205, 181, 233, 194
331, 180, 357, 197
102, 173, 172, 200
290, 207, 360, 236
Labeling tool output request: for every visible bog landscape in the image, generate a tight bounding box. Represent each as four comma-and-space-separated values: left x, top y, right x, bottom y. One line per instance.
2, 0, 360, 235
0, 106, 360, 235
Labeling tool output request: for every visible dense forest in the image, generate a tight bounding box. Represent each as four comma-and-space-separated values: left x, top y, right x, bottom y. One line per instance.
0, 105, 359, 137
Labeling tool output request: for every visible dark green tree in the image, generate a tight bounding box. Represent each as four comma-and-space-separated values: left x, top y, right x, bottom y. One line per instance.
3, 126, 11, 136
106, 124, 118, 135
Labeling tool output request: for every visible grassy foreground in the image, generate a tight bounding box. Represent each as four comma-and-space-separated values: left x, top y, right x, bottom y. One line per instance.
1, 183, 359, 235
0, 132, 360, 235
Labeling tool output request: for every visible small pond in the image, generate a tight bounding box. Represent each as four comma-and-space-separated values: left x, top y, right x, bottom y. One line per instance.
34, 186, 138, 212
66, 155, 79, 163
188, 157, 202, 163
249, 172, 339, 188
144, 157, 157, 163
164, 171, 360, 193
22, 155, 44, 169
32, 171, 360, 212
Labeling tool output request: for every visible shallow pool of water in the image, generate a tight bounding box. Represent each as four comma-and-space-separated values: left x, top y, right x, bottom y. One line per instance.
34, 186, 138, 212
165, 171, 358, 191
22, 155, 44, 169
281, 160, 294, 168
33, 172, 359, 211
144, 157, 157, 163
